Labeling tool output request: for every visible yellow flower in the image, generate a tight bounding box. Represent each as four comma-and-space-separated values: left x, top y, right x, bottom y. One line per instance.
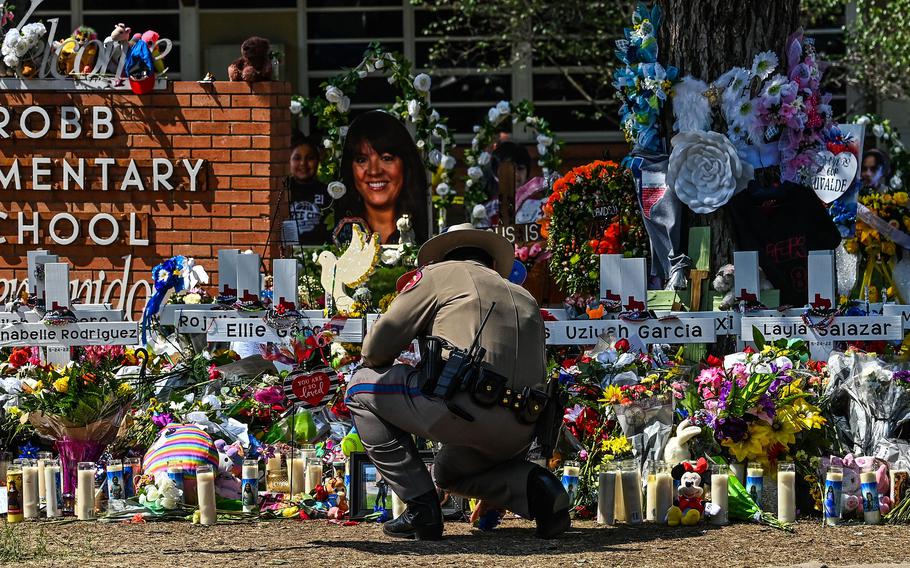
117, 383, 134, 397
53, 377, 69, 394
33, 381, 44, 392
7, 406, 21, 417
600, 385, 623, 404
602, 435, 632, 456
882, 241, 896, 257
894, 192, 909, 206
843, 239, 859, 254
722, 423, 771, 463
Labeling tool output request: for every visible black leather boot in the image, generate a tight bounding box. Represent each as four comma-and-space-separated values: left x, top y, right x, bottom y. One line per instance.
382, 489, 444, 540
527, 466, 571, 538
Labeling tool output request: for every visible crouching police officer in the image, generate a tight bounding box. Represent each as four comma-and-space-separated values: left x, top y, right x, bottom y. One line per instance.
346, 224, 569, 540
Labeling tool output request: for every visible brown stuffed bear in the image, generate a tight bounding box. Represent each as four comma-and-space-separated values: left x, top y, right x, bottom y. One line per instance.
227, 36, 272, 82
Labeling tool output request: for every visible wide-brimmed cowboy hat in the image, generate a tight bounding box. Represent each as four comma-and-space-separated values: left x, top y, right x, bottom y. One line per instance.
417, 223, 514, 278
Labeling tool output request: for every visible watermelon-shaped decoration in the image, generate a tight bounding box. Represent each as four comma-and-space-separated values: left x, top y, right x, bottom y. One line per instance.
143, 423, 219, 478
283, 366, 338, 410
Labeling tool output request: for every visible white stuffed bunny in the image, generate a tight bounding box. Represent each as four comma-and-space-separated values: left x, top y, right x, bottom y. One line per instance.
663, 418, 702, 464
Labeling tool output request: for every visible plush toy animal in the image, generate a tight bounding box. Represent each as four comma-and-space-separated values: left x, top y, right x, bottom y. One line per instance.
667, 458, 711, 526
713, 264, 774, 310
103, 23, 132, 76
663, 418, 701, 464
228, 36, 273, 82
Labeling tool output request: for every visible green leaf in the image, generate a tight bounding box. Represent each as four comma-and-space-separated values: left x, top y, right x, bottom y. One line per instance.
752, 326, 766, 350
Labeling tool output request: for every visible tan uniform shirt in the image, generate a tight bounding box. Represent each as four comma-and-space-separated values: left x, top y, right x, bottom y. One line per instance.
361, 260, 546, 389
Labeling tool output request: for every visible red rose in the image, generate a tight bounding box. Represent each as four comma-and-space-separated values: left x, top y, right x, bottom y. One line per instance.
706, 354, 723, 368
8, 348, 29, 369
615, 338, 630, 353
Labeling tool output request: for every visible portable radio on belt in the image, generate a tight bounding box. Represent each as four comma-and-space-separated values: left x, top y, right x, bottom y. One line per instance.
421, 302, 496, 400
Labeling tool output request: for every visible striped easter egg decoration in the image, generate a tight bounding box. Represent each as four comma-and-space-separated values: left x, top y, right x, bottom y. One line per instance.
143, 423, 219, 478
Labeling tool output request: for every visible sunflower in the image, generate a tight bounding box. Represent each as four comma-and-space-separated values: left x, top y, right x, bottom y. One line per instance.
722, 423, 772, 463
600, 385, 623, 404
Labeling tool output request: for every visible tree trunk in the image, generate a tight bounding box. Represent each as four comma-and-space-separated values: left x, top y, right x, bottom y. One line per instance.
656, 0, 800, 270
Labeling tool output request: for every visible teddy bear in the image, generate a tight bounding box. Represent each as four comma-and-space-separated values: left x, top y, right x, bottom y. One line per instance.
667, 458, 711, 526
713, 264, 774, 310
228, 36, 273, 82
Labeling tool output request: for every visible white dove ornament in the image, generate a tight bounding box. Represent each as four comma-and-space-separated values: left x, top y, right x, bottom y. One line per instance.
663, 418, 702, 464
317, 225, 381, 312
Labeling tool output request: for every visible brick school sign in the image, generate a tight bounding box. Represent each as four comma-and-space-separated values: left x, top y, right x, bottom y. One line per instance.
0, 81, 291, 317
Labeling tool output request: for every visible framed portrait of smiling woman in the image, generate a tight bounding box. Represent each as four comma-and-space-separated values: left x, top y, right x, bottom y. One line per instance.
334, 111, 430, 246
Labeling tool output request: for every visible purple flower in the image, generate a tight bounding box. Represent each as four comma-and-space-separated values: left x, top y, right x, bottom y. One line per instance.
893, 371, 910, 384
718, 380, 733, 411
756, 393, 777, 421
714, 416, 748, 443
151, 413, 174, 429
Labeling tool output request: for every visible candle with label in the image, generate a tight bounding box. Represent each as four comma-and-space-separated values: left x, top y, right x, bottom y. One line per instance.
123, 457, 141, 498
22, 459, 39, 519
37, 451, 52, 505
6, 463, 23, 523
265, 453, 287, 493
196, 464, 217, 526
597, 464, 617, 525
777, 462, 796, 523
860, 467, 881, 524
710, 464, 730, 526
561, 461, 580, 508
241, 459, 259, 513
620, 460, 643, 524
891, 468, 909, 504
44, 458, 62, 518
746, 464, 764, 508
106, 459, 125, 502
825, 466, 843, 526
167, 463, 185, 505
76, 462, 95, 520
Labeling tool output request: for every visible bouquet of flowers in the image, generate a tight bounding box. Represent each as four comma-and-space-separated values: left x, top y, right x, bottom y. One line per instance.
1, 22, 46, 76
844, 191, 910, 303
685, 335, 830, 472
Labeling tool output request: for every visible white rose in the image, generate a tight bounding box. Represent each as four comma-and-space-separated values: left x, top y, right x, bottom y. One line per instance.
478, 152, 492, 166
428, 149, 442, 166
413, 73, 432, 93
183, 293, 202, 305
487, 107, 502, 124
375, 58, 385, 69
536, 134, 553, 146
289, 100, 302, 115
892, 175, 903, 190
873, 124, 885, 138
856, 115, 871, 126
429, 110, 440, 123
365, 63, 375, 73
325, 86, 343, 104
435, 183, 451, 196
381, 248, 402, 266
357, 70, 368, 79
467, 166, 484, 180
323, 139, 333, 149
471, 204, 488, 221
441, 155, 456, 170
537, 143, 548, 156
407, 99, 420, 119
666, 130, 754, 214
496, 100, 511, 115
159, 496, 177, 510
416, 139, 425, 149
327, 181, 347, 199
336, 96, 351, 113
433, 123, 447, 136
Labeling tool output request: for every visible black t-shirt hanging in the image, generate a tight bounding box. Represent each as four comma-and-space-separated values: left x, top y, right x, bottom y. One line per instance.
288, 178, 332, 245
728, 182, 841, 307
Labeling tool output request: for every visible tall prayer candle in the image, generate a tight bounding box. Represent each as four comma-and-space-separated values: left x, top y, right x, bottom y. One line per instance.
44, 459, 61, 518
561, 461, 580, 507
106, 460, 125, 502
241, 459, 259, 513
289, 450, 306, 496
196, 465, 217, 526
6, 464, 23, 523
614, 469, 626, 522
777, 462, 796, 524
620, 460, 643, 524
167, 463, 185, 505
710, 464, 730, 526
123, 457, 141, 498
597, 464, 617, 525
37, 451, 52, 505
746, 464, 764, 508
22, 459, 39, 519
305, 455, 323, 495
76, 462, 95, 520
655, 463, 673, 524
860, 467, 880, 525
825, 466, 843, 526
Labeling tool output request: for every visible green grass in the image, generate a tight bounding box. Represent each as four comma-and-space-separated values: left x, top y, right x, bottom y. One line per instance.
0, 524, 50, 563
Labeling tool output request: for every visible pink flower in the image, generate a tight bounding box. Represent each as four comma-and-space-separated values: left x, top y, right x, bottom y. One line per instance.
28, 347, 42, 367
208, 363, 221, 381
253, 385, 285, 405
516, 246, 529, 262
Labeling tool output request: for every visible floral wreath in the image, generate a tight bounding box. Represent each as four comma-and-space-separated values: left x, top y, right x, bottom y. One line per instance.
290, 43, 457, 215
462, 99, 562, 212
543, 161, 648, 295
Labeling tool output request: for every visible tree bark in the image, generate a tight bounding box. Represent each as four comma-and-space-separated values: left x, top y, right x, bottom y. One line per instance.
656, 0, 800, 270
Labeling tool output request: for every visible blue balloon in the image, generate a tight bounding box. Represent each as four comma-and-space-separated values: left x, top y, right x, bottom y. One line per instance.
509, 260, 528, 285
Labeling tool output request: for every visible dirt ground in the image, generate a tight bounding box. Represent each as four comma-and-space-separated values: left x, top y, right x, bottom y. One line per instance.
4, 518, 910, 568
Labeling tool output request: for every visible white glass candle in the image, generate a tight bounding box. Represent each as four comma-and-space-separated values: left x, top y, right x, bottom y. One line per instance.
614, 468, 626, 522
655, 464, 673, 524
289, 450, 306, 496
710, 464, 730, 526
22, 459, 39, 519
777, 462, 796, 523
241, 459, 259, 513
37, 451, 52, 505
44, 459, 61, 518
106, 459, 125, 502
645, 464, 658, 522
825, 466, 843, 526
305, 456, 323, 494
620, 460, 643, 524
746, 464, 764, 508
860, 468, 880, 525
561, 461, 580, 507
76, 462, 95, 520
597, 465, 616, 525
196, 464, 217, 526
392, 491, 406, 517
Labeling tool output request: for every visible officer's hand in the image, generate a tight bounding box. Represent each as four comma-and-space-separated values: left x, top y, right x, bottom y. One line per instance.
469, 499, 501, 524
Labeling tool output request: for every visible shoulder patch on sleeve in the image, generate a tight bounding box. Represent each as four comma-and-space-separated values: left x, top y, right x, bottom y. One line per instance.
396, 269, 423, 293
